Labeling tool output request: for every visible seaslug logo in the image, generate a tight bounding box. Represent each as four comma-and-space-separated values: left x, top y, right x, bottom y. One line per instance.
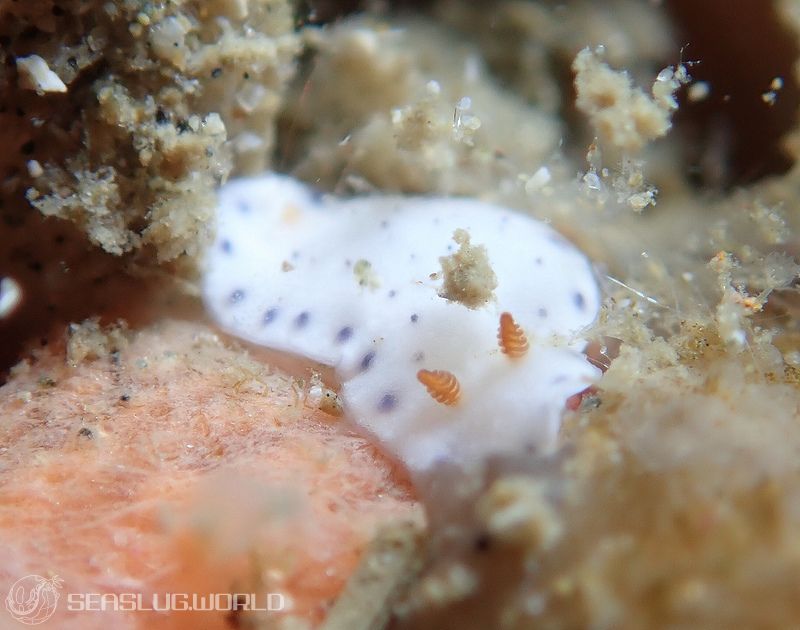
5, 575, 63, 625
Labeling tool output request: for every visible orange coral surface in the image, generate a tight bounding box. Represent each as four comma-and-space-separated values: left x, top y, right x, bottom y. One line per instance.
0, 319, 420, 629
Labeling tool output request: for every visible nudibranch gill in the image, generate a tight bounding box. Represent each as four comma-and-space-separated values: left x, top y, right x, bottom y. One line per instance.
203, 173, 600, 472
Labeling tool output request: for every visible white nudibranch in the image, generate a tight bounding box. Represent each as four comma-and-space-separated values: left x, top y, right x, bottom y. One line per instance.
203, 173, 600, 472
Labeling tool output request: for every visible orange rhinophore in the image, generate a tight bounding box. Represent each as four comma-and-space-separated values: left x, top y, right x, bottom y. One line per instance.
498, 312, 529, 358
417, 369, 461, 405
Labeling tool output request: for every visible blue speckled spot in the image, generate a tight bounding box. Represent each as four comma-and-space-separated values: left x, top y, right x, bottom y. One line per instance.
229, 289, 245, 304
220, 239, 232, 254
294, 311, 310, 328
574, 292, 586, 311
538, 307, 547, 318
378, 393, 397, 412
263, 308, 278, 325
361, 351, 376, 372
410, 313, 419, 323
336, 326, 353, 343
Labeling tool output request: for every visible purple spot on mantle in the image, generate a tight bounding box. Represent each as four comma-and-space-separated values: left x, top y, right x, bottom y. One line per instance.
378, 393, 397, 412
263, 308, 278, 325
336, 326, 353, 343
294, 311, 310, 327
361, 351, 376, 372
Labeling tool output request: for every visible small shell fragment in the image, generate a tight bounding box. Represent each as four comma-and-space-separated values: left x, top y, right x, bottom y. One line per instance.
0, 277, 22, 318
16, 55, 67, 94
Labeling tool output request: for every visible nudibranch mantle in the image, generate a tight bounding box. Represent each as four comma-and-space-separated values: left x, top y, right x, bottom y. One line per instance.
203, 173, 600, 472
